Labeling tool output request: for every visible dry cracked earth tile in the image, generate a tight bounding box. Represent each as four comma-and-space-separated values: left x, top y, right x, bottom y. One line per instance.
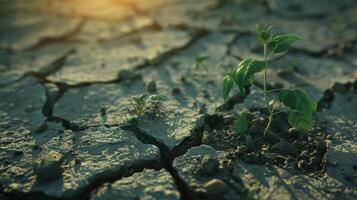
266, 54, 356, 101
0, 125, 159, 199
44, 0, 137, 22
91, 169, 180, 200
267, 0, 355, 18
154, 0, 222, 30
0, 77, 46, 134
173, 145, 247, 200
318, 90, 357, 191
1, 0, 357, 199
0, 44, 76, 86
53, 80, 147, 127
233, 160, 355, 200
0, 10, 82, 50
140, 32, 238, 114
48, 29, 193, 85
76, 16, 157, 42
53, 77, 204, 150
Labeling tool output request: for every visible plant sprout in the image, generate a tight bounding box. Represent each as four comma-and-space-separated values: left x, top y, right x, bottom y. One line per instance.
129, 93, 148, 117
129, 93, 167, 117
222, 25, 317, 136
193, 56, 209, 70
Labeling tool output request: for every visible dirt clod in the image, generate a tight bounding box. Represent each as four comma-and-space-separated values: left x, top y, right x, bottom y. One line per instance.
201, 155, 219, 175
271, 141, 298, 156
203, 179, 229, 195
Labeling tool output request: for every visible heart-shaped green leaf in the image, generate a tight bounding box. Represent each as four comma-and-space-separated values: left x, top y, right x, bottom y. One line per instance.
235, 58, 266, 93
287, 111, 314, 131
279, 89, 316, 131
268, 34, 300, 53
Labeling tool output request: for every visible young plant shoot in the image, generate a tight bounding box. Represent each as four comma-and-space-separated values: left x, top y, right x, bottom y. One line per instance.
193, 56, 209, 70
129, 93, 167, 117
222, 25, 317, 136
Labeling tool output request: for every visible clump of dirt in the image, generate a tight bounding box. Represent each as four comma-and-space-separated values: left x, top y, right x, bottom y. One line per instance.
202, 109, 329, 174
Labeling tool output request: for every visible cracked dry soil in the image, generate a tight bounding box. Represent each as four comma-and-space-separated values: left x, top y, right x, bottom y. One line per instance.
0, 0, 356, 200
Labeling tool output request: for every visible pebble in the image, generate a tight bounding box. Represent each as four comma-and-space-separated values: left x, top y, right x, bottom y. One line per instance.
288, 127, 299, 134
300, 150, 309, 158
307, 161, 316, 170
326, 134, 333, 140
298, 160, 307, 169
248, 125, 261, 136
332, 82, 348, 93
117, 69, 141, 81
146, 81, 157, 93
297, 132, 307, 141
353, 80, 357, 90
235, 145, 248, 155
35, 151, 63, 182
271, 141, 298, 156
172, 87, 181, 95
353, 165, 357, 171
277, 121, 290, 133
310, 156, 321, 165
245, 135, 255, 151
201, 155, 219, 175
204, 179, 229, 195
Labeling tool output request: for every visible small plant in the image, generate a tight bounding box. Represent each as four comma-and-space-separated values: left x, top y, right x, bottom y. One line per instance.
129, 93, 149, 117
222, 25, 317, 136
128, 93, 167, 117
193, 56, 209, 70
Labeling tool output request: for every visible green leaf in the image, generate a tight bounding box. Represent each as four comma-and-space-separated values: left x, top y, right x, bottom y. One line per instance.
256, 24, 273, 44
279, 89, 316, 131
235, 58, 266, 93
288, 111, 314, 131
133, 93, 148, 104
268, 34, 300, 53
194, 56, 209, 70
234, 112, 248, 135
221, 73, 235, 101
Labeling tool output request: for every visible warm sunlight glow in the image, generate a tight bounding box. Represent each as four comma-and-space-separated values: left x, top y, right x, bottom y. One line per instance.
43, 0, 164, 21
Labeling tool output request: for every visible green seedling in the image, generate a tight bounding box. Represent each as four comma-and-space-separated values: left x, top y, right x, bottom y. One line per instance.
129, 93, 149, 117
193, 56, 209, 70
222, 25, 316, 136
129, 93, 167, 117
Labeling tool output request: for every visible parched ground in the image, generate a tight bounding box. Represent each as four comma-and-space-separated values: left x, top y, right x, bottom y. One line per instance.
0, 0, 356, 200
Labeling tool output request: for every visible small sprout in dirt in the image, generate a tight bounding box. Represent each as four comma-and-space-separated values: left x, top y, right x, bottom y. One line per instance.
128, 93, 167, 118
221, 25, 316, 136
129, 93, 149, 117
193, 56, 209, 70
